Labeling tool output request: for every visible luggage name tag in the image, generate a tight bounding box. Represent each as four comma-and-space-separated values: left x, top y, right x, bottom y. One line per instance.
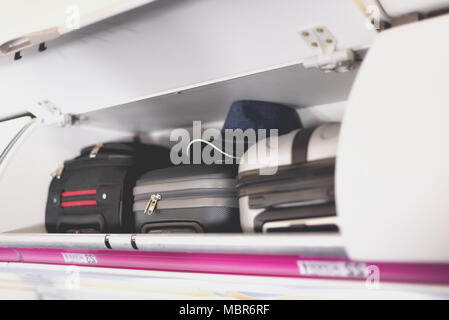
144, 194, 161, 215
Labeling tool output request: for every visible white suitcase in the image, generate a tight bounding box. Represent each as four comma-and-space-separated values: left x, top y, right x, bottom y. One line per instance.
237, 123, 340, 233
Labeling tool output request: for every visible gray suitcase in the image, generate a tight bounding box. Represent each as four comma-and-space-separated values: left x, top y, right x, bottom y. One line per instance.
133, 165, 241, 233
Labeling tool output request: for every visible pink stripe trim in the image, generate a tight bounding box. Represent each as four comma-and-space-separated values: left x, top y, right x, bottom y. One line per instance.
0, 248, 447, 285
0, 248, 21, 262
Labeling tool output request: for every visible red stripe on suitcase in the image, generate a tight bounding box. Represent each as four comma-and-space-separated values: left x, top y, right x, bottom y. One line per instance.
61, 189, 97, 197
61, 200, 97, 207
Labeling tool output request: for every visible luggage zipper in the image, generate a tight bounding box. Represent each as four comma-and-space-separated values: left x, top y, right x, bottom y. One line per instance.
135, 189, 236, 202
136, 189, 237, 214
89, 143, 103, 158
64, 154, 135, 168
51, 164, 64, 179
144, 194, 161, 215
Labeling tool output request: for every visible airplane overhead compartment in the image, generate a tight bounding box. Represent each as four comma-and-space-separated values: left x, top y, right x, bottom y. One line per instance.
0, 0, 377, 117
2, 0, 449, 300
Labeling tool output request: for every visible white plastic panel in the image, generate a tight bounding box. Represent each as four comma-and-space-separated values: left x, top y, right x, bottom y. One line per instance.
0, 0, 376, 118
0, 0, 156, 55
337, 14, 449, 262
82, 63, 356, 132
380, 0, 449, 18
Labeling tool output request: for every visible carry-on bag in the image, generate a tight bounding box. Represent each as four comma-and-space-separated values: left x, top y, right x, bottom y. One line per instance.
237, 123, 340, 233
46, 142, 170, 233
133, 165, 241, 233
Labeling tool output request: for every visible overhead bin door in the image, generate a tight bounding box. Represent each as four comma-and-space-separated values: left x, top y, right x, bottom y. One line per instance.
0, 0, 377, 116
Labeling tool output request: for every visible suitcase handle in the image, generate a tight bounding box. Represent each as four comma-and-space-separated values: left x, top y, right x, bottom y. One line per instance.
57, 214, 105, 233
141, 222, 204, 233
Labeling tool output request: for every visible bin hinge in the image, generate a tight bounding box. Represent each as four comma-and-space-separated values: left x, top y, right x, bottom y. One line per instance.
300, 26, 356, 73
28, 100, 76, 127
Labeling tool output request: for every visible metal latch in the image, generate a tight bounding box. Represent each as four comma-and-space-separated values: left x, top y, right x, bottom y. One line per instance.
28, 100, 75, 127
89, 143, 104, 158
300, 26, 356, 73
144, 194, 161, 215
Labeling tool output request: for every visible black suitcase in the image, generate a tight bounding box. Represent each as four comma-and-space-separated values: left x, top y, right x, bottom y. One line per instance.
133, 165, 241, 233
46, 142, 170, 233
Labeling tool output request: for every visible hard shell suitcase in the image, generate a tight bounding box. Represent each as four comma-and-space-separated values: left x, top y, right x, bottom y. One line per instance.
237, 123, 340, 233
45, 142, 170, 233
133, 165, 241, 233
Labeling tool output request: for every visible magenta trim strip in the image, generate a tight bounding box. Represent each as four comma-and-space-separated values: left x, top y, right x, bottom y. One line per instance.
0, 247, 448, 285
0, 248, 21, 262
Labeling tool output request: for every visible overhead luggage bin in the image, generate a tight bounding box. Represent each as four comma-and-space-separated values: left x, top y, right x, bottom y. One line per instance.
0, 0, 377, 118
2, 2, 449, 299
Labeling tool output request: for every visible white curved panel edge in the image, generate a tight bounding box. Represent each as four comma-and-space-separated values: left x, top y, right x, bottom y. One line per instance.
0, 233, 345, 256
337, 14, 449, 262
379, 0, 449, 18
82, 63, 355, 132
0, 0, 376, 118
0, 0, 156, 55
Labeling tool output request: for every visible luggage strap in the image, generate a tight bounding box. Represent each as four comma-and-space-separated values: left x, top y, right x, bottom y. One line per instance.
292, 128, 315, 163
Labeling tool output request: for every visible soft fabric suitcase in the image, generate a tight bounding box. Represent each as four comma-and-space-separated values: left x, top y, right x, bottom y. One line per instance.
133, 165, 241, 233
46, 142, 170, 233
237, 123, 340, 233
